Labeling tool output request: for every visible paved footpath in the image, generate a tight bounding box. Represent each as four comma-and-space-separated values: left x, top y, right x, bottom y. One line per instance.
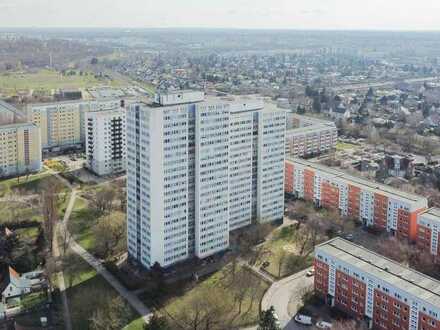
53, 190, 77, 330
56, 177, 152, 326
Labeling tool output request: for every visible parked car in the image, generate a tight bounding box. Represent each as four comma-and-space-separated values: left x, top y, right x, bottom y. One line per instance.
294, 314, 312, 326
306, 268, 315, 277
273, 312, 281, 327
316, 321, 332, 329
344, 234, 354, 241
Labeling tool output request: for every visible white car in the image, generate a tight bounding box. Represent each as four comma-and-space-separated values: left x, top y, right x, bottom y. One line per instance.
273, 312, 281, 327
316, 321, 332, 329
294, 314, 313, 325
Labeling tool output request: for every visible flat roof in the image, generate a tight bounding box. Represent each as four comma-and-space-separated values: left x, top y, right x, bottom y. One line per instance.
87, 108, 125, 117
288, 157, 427, 204
0, 100, 25, 118
289, 113, 336, 126
419, 208, 440, 225
286, 123, 336, 136
27, 98, 121, 107
138, 96, 284, 115
0, 122, 37, 130
317, 238, 440, 307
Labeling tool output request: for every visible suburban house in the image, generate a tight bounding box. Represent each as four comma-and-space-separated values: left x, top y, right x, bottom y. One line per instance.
0, 265, 45, 306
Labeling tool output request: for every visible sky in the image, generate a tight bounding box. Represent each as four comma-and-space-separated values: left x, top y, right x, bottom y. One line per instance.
1, 0, 440, 30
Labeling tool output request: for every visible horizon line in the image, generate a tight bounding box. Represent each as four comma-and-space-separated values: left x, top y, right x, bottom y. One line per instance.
2, 26, 440, 33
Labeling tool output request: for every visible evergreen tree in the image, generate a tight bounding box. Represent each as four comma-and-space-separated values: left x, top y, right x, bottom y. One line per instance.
258, 306, 281, 330
312, 96, 322, 113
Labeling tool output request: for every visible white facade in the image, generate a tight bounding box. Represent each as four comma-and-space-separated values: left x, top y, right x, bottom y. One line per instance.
257, 111, 286, 222
126, 92, 286, 269
85, 109, 126, 176
195, 102, 230, 258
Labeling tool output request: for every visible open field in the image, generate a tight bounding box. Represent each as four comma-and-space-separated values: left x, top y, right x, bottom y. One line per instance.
0, 69, 129, 96
0, 170, 50, 195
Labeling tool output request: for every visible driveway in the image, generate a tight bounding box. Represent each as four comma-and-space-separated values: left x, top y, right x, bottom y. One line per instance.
261, 267, 314, 330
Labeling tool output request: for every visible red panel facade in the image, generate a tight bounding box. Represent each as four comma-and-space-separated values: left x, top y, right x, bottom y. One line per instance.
419, 312, 440, 330
304, 169, 315, 202
417, 225, 432, 253
373, 289, 410, 330
347, 184, 361, 219
334, 270, 366, 319
314, 259, 329, 297
397, 209, 411, 240
374, 193, 388, 230
285, 162, 294, 194
321, 181, 340, 211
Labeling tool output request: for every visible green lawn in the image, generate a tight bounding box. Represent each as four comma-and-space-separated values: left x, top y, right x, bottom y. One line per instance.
124, 317, 145, 330
336, 141, 358, 151
139, 82, 156, 95
15, 227, 40, 242
0, 201, 43, 224
68, 197, 99, 252
0, 69, 117, 95
258, 226, 313, 279
21, 292, 47, 310
0, 170, 51, 196
63, 252, 139, 330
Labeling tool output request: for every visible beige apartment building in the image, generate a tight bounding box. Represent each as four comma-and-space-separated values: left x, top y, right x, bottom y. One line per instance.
26, 99, 122, 151
285, 113, 337, 158
0, 123, 42, 178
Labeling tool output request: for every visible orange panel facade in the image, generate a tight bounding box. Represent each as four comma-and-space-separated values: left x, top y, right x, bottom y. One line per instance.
304, 169, 315, 202
407, 208, 426, 242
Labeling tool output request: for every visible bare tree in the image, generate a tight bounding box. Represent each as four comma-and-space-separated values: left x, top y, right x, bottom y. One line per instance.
333, 320, 369, 330
44, 255, 57, 291
89, 186, 116, 215
230, 268, 259, 315
93, 212, 126, 260
63, 253, 86, 288
89, 296, 132, 330
59, 225, 70, 256
377, 237, 410, 264
41, 178, 62, 252
275, 249, 287, 278
168, 287, 231, 330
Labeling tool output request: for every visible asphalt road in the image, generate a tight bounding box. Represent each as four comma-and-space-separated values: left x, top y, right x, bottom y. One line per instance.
261, 267, 314, 330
